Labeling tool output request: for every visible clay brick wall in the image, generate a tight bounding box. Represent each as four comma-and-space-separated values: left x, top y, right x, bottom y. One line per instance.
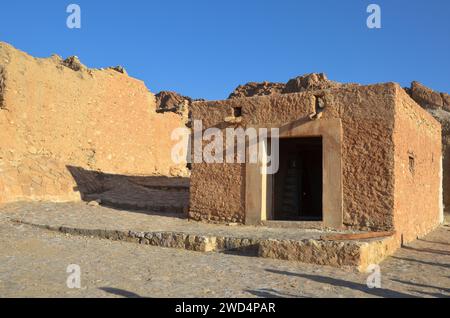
0, 42, 186, 204
190, 83, 399, 230
393, 87, 442, 243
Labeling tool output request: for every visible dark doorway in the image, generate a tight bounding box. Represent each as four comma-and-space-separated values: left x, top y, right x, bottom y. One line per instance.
273, 137, 323, 221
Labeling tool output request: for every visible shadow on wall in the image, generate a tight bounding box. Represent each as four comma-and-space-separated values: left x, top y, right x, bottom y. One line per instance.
444, 144, 450, 214
66, 165, 105, 199
66, 166, 190, 215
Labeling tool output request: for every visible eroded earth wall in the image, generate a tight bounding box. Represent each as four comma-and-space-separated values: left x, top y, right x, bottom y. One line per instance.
393, 86, 442, 243
0, 42, 186, 204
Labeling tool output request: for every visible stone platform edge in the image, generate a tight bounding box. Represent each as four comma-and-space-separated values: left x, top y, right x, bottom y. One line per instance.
10, 218, 399, 272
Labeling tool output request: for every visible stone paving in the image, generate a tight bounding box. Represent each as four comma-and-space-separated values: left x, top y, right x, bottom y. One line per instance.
2, 202, 396, 271
0, 203, 449, 298
0, 202, 357, 241
2, 202, 395, 270
1, 202, 396, 269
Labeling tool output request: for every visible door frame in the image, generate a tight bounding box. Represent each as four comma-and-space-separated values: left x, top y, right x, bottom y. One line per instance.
245, 118, 343, 229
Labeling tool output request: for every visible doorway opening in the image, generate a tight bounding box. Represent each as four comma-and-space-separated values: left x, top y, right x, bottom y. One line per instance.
273, 137, 323, 221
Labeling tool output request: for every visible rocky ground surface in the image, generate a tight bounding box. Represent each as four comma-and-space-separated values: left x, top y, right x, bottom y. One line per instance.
0, 203, 449, 298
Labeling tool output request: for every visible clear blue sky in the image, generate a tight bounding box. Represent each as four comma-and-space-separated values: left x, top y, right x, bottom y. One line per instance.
0, 0, 449, 100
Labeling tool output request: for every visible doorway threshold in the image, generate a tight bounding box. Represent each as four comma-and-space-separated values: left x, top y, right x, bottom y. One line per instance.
261, 220, 324, 230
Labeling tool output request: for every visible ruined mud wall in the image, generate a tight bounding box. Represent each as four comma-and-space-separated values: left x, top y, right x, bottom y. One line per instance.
190, 83, 398, 230
393, 86, 442, 243
0, 42, 186, 204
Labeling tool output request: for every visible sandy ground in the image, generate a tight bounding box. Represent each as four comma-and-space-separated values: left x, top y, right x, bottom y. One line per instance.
0, 203, 449, 298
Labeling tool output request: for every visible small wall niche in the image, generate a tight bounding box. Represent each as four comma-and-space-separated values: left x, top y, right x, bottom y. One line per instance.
233, 106, 242, 118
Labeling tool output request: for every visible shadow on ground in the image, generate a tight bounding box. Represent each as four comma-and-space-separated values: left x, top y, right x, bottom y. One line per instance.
389, 278, 450, 294
401, 245, 450, 256
390, 256, 450, 269
99, 287, 146, 298
66, 165, 189, 216
265, 269, 416, 298
245, 288, 302, 298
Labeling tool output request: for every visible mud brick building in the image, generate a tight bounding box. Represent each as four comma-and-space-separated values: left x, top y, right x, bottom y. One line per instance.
189, 82, 443, 244
0, 42, 446, 259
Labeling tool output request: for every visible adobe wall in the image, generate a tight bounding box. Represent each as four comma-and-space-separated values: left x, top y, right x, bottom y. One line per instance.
0, 42, 187, 204
190, 83, 398, 230
393, 86, 442, 244
230, 74, 450, 216
406, 82, 450, 214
